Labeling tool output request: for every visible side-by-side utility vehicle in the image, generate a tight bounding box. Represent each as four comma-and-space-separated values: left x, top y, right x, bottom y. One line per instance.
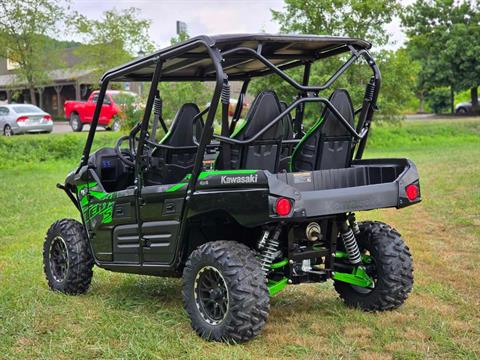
44, 34, 421, 343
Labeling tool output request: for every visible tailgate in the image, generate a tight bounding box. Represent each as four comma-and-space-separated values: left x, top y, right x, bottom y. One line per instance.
273, 158, 421, 217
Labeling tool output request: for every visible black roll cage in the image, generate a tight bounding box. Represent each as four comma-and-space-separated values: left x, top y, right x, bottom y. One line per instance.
78, 36, 381, 199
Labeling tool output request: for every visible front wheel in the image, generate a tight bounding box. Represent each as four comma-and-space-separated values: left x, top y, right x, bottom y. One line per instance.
43, 219, 94, 294
182, 241, 270, 343
334, 221, 414, 311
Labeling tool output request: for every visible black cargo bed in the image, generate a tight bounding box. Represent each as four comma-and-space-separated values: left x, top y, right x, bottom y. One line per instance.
275, 158, 420, 217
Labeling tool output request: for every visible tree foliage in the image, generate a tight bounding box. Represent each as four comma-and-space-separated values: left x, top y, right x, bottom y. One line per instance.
0, 0, 68, 105
158, 33, 211, 121
250, 0, 413, 124
272, 0, 399, 47
72, 8, 155, 80
402, 0, 480, 112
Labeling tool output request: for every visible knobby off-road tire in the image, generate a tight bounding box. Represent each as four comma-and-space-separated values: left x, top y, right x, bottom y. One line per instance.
334, 221, 414, 311
183, 241, 270, 343
43, 219, 94, 295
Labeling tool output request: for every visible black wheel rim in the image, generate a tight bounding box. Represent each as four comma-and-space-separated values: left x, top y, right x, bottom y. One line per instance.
194, 266, 229, 325
49, 236, 69, 283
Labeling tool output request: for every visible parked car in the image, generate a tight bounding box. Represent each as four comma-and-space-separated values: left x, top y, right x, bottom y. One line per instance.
456, 98, 480, 113
0, 104, 53, 136
64, 90, 137, 132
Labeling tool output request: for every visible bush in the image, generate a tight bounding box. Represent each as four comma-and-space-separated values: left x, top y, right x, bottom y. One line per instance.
0, 132, 118, 169
425, 87, 451, 114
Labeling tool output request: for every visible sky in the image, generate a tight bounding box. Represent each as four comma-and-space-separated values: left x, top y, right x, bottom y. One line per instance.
71, 0, 407, 50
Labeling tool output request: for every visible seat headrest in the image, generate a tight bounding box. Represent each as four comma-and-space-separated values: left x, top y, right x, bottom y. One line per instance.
321, 89, 354, 137
279, 101, 294, 140
162, 103, 202, 146
234, 90, 283, 140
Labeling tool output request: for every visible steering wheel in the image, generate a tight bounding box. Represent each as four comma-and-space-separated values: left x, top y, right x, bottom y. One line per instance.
115, 123, 142, 167
115, 135, 135, 167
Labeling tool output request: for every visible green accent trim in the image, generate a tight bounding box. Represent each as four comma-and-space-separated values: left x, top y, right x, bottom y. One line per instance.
166, 182, 188, 192
270, 258, 288, 269
165, 170, 258, 193
333, 250, 374, 288
268, 277, 288, 296
197, 169, 257, 179
289, 117, 324, 172
230, 118, 246, 138
332, 266, 374, 288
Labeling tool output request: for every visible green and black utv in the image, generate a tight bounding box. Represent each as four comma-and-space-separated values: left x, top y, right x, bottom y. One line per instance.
44, 34, 421, 343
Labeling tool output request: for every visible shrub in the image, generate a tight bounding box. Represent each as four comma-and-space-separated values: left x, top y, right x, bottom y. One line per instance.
425, 87, 451, 114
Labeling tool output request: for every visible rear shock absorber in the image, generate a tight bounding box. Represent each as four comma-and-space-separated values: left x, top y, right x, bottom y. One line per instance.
258, 226, 282, 274
348, 213, 360, 236
339, 222, 362, 266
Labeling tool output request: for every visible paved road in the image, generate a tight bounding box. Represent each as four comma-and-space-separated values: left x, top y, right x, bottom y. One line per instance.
52, 121, 105, 133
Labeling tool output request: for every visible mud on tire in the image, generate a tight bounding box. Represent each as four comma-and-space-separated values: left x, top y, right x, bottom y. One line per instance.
334, 221, 414, 311
182, 240, 270, 343
43, 219, 94, 295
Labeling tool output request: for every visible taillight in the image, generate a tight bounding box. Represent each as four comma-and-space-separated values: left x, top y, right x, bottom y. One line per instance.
16, 116, 28, 123
43, 115, 52, 120
405, 184, 419, 201
275, 197, 292, 216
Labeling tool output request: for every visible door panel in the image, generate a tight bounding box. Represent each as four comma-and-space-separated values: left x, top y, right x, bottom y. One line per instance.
139, 184, 185, 264
142, 220, 180, 262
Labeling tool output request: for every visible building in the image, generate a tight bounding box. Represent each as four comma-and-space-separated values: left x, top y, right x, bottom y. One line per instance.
0, 47, 139, 119
0, 47, 100, 118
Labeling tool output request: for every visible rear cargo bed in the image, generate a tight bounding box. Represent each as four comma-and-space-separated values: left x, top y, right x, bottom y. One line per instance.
275, 158, 421, 217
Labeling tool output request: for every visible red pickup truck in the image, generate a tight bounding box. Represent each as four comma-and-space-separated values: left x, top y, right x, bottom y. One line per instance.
64, 90, 136, 132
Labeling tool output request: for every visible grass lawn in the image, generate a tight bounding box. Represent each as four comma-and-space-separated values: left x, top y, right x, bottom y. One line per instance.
0, 118, 479, 359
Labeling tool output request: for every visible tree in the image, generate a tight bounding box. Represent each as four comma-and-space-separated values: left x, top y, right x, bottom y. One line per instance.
272, 0, 400, 47
0, 0, 68, 105
158, 32, 211, 121
402, 0, 480, 113
250, 0, 413, 123
72, 8, 155, 80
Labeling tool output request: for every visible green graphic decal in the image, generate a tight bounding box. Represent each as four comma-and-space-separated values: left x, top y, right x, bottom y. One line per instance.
77, 182, 116, 224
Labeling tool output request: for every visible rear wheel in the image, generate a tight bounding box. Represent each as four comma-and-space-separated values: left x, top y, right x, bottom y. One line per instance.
334, 221, 413, 311
43, 219, 94, 294
456, 107, 468, 114
4, 124, 12, 136
70, 113, 83, 132
183, 241, 269, 343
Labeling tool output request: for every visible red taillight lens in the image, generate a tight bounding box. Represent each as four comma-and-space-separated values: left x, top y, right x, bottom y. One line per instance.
405, 184, 419, 201
43, 115, 52, 120
275, 197, 292, 216
16, 116, 28, 122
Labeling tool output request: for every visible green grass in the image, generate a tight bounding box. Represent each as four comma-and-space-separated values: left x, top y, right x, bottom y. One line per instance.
1, 118, 479, 359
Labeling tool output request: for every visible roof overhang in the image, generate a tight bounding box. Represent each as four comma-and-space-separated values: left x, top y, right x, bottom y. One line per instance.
102, 34, 372, 82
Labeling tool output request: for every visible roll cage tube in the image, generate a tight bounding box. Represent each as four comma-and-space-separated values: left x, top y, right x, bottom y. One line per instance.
217, 46, 381, 158
78, 37, 218, 169
213, 96, 363, 145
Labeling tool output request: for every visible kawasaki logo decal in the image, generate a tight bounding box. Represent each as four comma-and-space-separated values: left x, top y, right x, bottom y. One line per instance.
220, 174, 258, 185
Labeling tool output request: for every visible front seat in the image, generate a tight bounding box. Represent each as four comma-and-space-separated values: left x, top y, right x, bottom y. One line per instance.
291, 89, 355, 172
145, 103, 203, 185
216, 90, 284, 172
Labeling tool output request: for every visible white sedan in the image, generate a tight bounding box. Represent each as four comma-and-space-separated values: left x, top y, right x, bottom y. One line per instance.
0, 104, 54, 136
